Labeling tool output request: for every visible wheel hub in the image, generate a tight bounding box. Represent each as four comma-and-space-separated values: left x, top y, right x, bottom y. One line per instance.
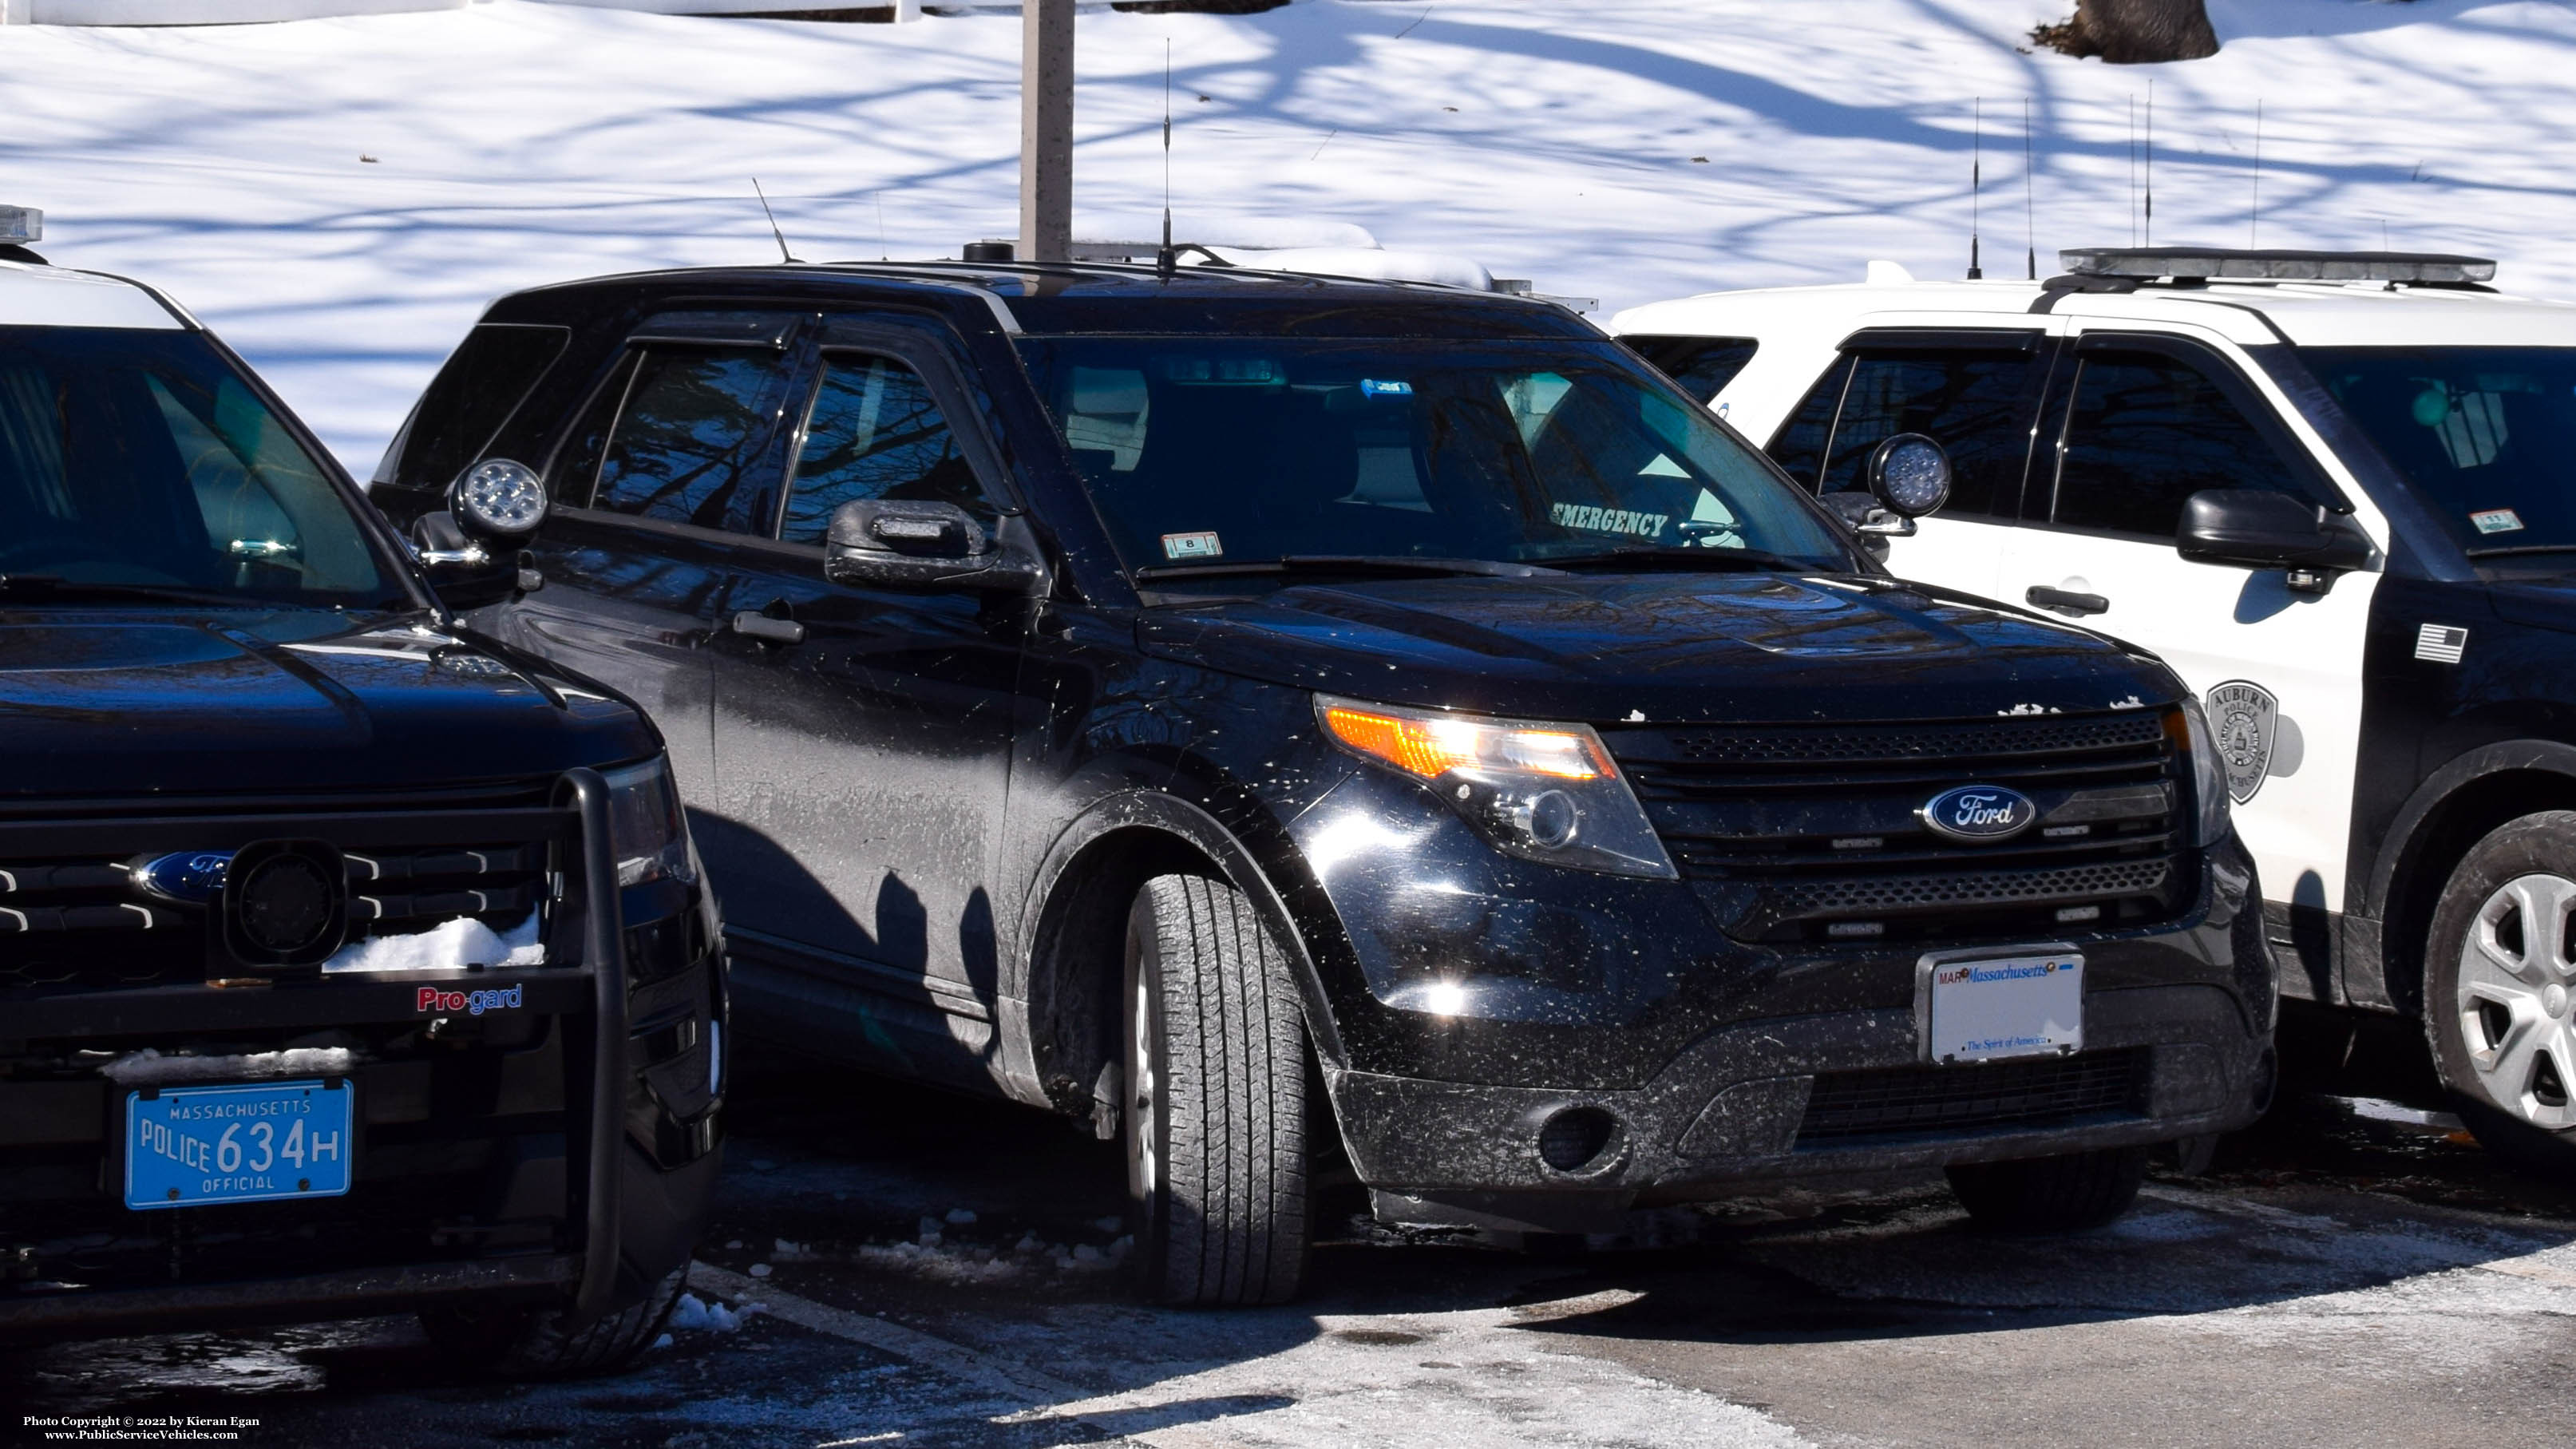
2456, 872, 2576, 1128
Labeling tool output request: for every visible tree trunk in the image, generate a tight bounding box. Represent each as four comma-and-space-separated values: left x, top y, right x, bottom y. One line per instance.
2035, 0, 2222, 64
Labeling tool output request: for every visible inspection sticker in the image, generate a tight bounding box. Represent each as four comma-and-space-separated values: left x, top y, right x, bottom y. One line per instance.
1161, 530, 1223, 561
2471, 508, 2525, 534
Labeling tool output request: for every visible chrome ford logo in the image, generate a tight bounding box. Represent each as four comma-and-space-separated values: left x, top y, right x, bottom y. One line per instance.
134, 850, 233, 903
1919, 786, 2037, 842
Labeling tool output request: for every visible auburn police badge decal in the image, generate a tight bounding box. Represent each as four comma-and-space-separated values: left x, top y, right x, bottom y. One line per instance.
2206, 680, 2278, 803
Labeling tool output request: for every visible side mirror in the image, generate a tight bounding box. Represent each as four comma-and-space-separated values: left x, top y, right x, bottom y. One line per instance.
1866, 433, 1953, 519
824, 500, 1043, 591
2177, 490, 2372, 591
408, 510, 529, 612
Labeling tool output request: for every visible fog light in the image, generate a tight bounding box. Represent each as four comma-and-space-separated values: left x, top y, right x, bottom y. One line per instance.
1536, 1106, 1623, 1174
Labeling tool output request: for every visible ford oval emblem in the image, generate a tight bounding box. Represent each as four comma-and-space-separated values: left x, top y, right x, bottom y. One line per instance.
133, 850, 234, 903
1919, 785, 2037, 842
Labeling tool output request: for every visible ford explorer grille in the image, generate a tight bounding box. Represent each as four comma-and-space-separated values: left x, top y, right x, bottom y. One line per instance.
1605, 711, 2189, 945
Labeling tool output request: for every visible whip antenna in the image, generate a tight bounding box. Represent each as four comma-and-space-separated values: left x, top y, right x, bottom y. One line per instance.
1969, 97, 1983, 279
2144, 79, 2155, 247
2250, 99, 2264, 247
1157, 39, 1177, 279
2023, 97, 2037, 279
751, 177, 798, 263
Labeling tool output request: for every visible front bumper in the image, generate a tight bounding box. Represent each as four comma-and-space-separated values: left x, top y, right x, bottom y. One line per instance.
0, 770, 725, 1341
1337, 980, 2271, 1233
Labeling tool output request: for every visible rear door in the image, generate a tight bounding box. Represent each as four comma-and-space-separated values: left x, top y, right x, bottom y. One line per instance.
1762, 328, 2055, 604
1992, 330, 2384, 997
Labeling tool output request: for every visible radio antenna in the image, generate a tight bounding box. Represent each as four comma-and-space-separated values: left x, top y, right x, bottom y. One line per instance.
2023, 96, 2037, 279
2127, 95, 2138, 247
2144, 80, 2155, 247
1968, 97, 1983, 279
2250, 99, 2264, 247
751, 177, 798, 263
1157, 39, 1177, 279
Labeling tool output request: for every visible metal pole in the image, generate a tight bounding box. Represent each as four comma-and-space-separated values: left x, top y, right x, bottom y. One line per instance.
1020, 0, 1074, 263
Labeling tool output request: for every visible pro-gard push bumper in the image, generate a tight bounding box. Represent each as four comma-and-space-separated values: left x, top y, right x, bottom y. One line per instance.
0, 768, 725, 1342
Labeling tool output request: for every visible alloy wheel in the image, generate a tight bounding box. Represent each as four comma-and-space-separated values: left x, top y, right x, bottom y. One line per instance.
2456, 872, 2576, 1129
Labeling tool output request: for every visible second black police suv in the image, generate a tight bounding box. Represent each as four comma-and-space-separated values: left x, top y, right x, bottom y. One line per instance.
374, 251, 2276, 1305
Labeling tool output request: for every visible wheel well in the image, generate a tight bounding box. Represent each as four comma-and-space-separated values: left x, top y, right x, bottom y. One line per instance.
1023, 827, 1218, 1122
2383, 769, 2576, 1016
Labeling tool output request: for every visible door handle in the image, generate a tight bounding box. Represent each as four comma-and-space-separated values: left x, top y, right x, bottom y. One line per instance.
2025, 585, 2110, 617
730, 611, 806, 645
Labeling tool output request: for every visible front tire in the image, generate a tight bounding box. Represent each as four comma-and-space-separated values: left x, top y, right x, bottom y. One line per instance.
1945, 1145, 2148, 1233
419, 1263, 687, 1379
2424, 811, 2576, 1177
1123, 872, 1310, 1306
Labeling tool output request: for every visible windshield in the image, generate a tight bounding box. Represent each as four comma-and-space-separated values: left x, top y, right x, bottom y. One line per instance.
1015, 337, 1851, 580
2305, 346, 2576, 563
0, 326, 400, 605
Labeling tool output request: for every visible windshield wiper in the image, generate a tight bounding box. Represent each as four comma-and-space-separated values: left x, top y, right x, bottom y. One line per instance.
0, 573, 265, 607
1541, 544, 1828, 573
2465, 544, 2576, 559
1133, 554, 1569, 582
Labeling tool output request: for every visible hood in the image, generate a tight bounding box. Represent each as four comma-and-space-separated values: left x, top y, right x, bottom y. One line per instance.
0, 610, 656, 799
1138, 572, 2182, 723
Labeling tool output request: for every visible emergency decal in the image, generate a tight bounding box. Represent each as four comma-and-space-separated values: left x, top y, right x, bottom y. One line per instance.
1550, 502, 1669, 540
2416, 624, 2470, 664
2206, 680, 2279, 804
417, 984, 524, 1016
1161, 530, 1223, 561
2471, 508, 2525, 535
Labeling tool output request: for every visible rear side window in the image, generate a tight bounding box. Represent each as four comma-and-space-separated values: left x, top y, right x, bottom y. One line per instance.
1815, 350, 2043, 518
585, 346, 792, 534
389, 324, 567, 492
2051, 350, 2309, 539
1624, 335, 1760, 401
780, 353, 988, 544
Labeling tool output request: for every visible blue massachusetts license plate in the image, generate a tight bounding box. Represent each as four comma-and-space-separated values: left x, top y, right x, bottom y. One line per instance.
125, 1078, 354, 1211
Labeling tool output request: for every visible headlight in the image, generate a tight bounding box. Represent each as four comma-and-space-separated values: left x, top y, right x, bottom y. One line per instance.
1316, 695, 1677, 879
603, 757, 696, 888
2170, 701, 2232, 849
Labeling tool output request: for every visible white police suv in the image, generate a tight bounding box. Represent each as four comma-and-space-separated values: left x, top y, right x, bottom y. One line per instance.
1616, 247, 2576, 1169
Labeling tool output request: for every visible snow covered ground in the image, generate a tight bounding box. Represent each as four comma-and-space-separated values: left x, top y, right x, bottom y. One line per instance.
2, 0, 2572, 471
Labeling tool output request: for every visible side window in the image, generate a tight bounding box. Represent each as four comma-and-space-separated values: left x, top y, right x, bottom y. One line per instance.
2052, 350, 2307, 539
1624, 335, 1760, 401
1766, 354, 1852, 489
588, 346, 792, 533
1815, 348, 2042, 518
780, 352, 988, 544
388, 324, 569, 492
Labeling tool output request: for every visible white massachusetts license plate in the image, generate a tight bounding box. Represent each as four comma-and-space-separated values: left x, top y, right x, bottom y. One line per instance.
1924, 952, 2083, 1064
125, 1078, 354, 1210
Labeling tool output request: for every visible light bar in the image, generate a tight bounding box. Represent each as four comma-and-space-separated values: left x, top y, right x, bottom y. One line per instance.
2060, 246, 2495, 285
0, 206, 39, 247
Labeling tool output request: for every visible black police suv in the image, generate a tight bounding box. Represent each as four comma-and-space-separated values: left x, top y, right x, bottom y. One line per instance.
374, 253, 2276, 1305
0, 236, 722, 1373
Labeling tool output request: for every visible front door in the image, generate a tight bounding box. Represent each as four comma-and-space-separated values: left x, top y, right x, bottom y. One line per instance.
1991, 331, 2384, 1000
501, 313, 803, 802
705, 320, 1028, 1045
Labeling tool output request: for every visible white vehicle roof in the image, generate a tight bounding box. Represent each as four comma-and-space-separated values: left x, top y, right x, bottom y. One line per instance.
1613, 272, 2576, 350
0, 261, 185, 331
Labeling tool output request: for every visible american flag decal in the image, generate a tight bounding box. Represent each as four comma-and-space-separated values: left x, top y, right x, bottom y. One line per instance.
2415, 624, 2468, 664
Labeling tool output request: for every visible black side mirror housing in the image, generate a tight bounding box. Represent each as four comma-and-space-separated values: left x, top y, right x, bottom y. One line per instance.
408, 509, 524, 612
2177, 489, 2374, 588
824, 500, 1043, 591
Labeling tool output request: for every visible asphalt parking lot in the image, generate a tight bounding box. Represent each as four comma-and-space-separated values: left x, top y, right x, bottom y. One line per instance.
14, 1008, 2576, 1449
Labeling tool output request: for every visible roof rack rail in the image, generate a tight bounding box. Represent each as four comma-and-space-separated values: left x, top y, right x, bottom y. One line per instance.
2060, 246, 2495, 286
